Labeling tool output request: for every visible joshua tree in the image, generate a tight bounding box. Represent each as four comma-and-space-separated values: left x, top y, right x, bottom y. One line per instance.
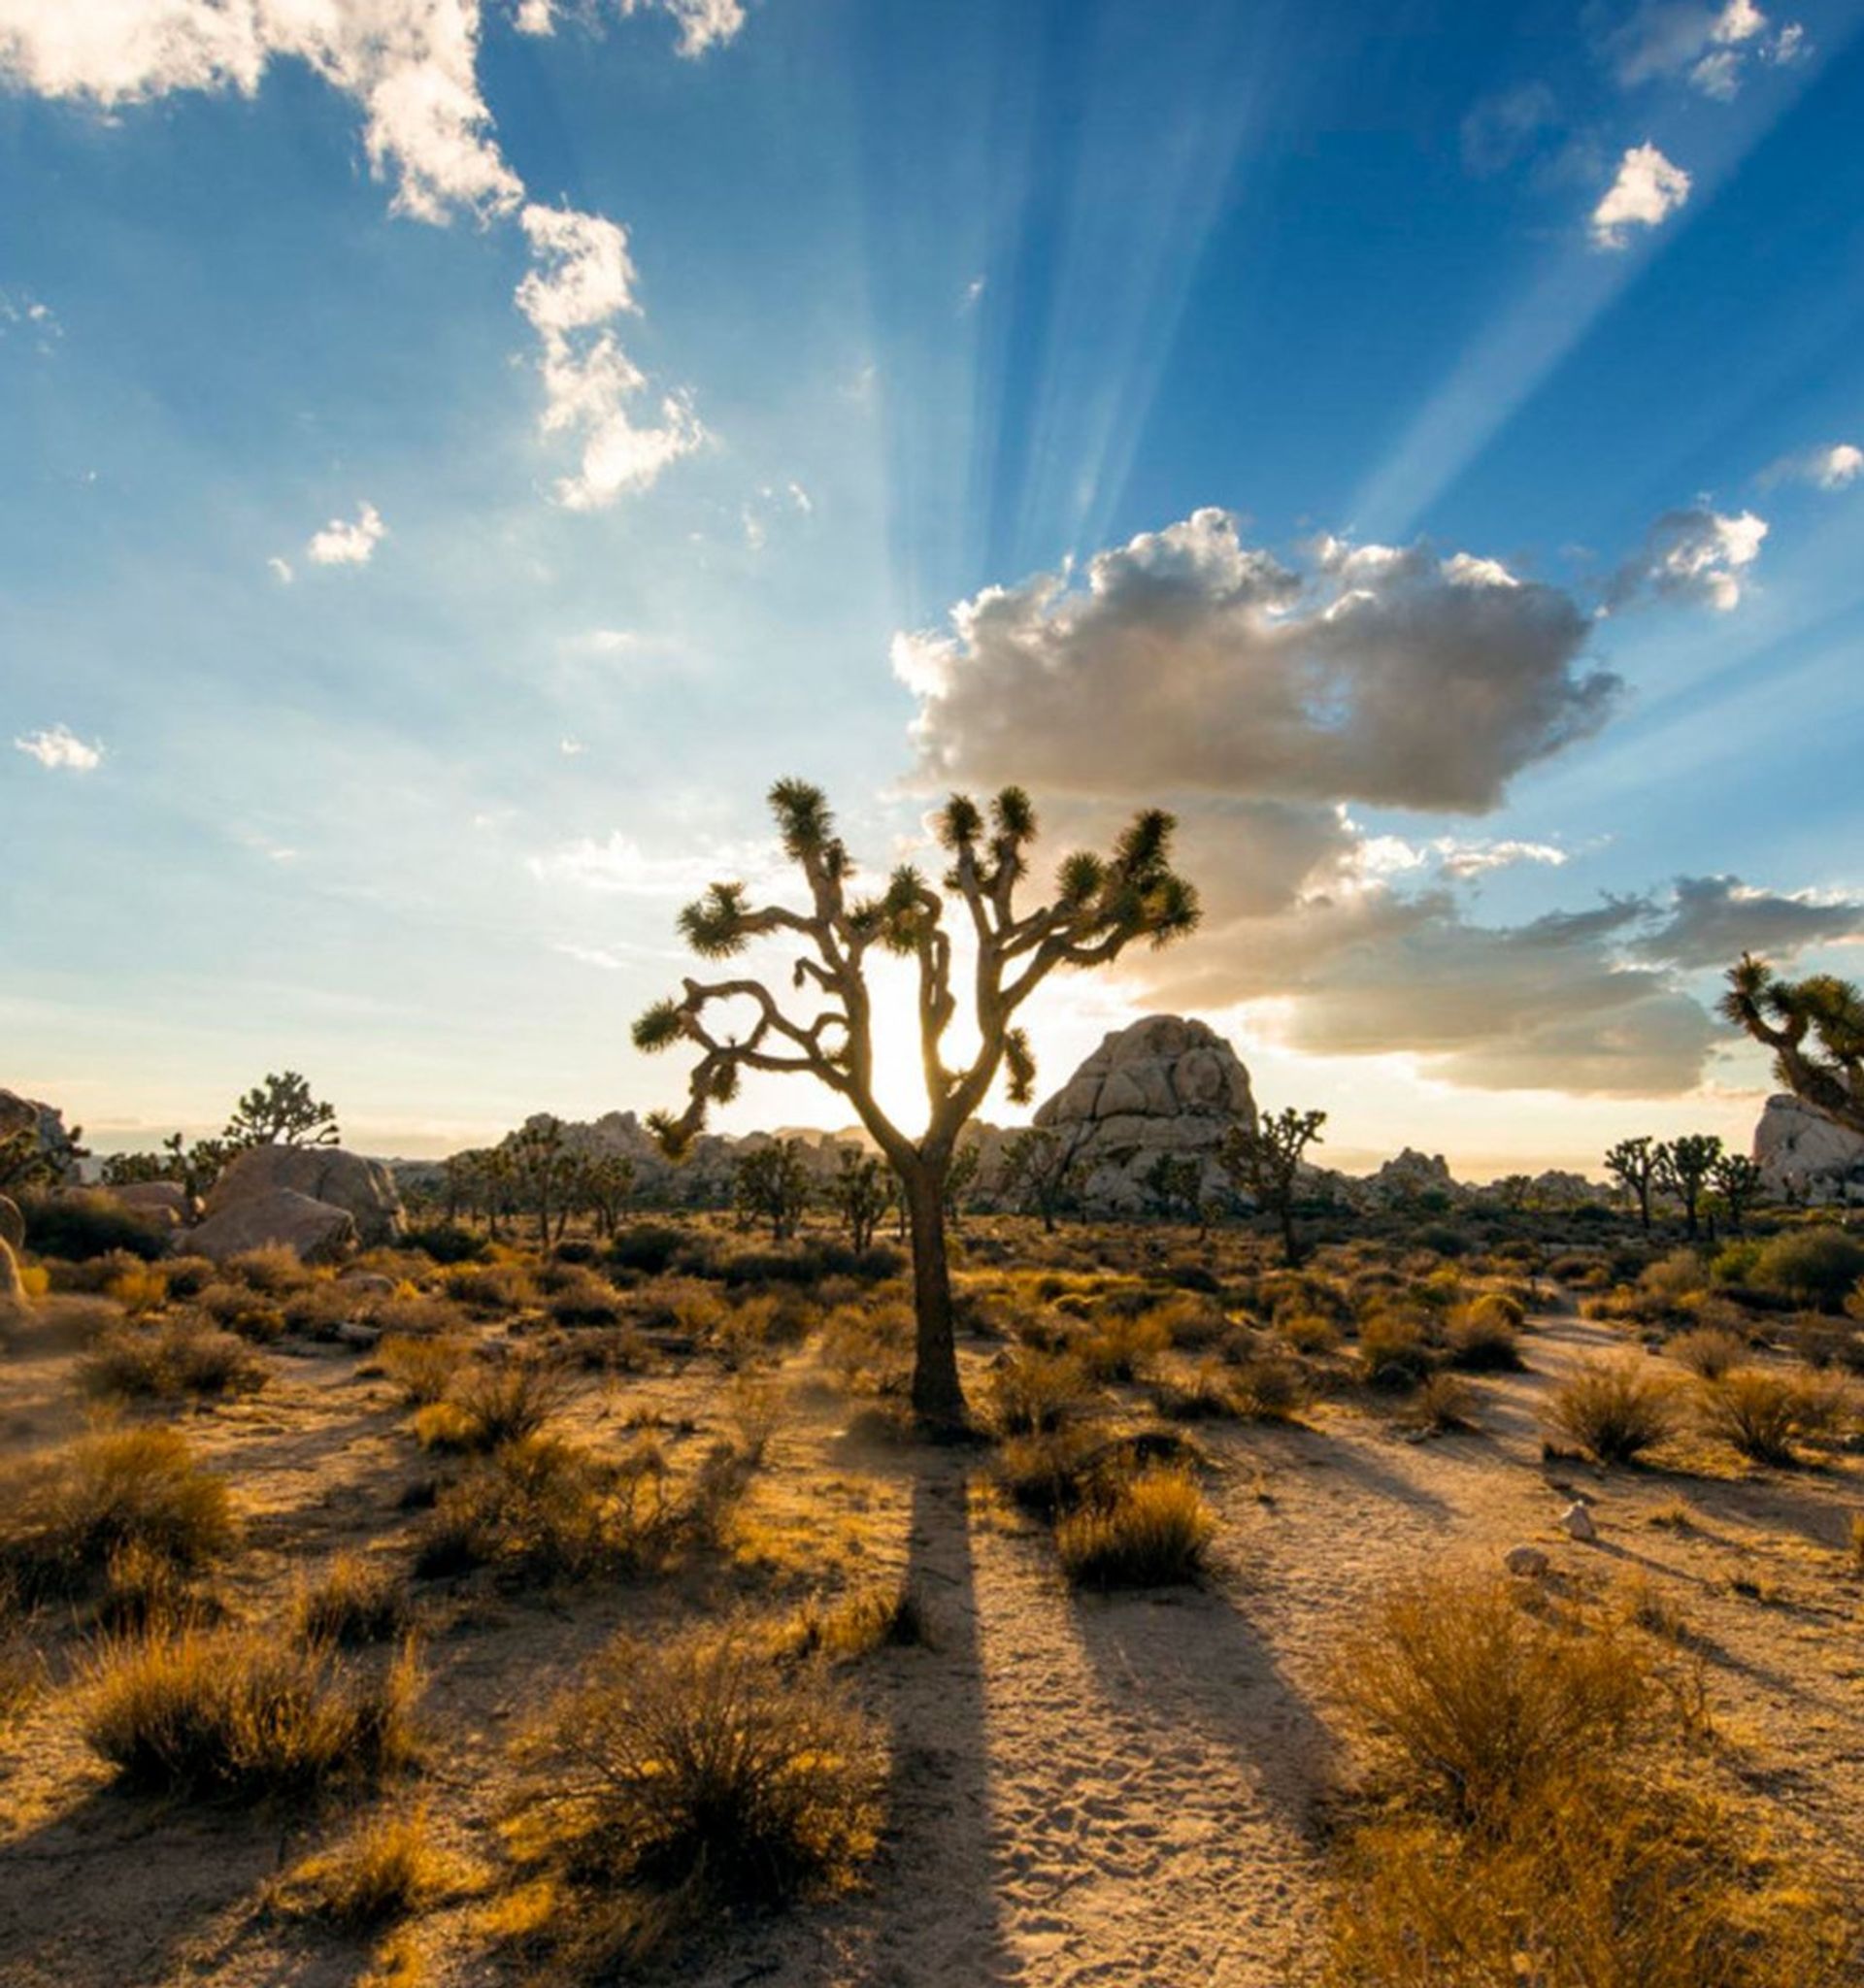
1709, 1151, 1764, 1235
580, 1153, 637, 1240
1722, 954, 1864, 1135
997, 1126, 1081, 1233
634, 779, 1199, 1428
733, 1139, 815, 1242
1604, 1136, 1659, 1232
942, 1140, 983, 1230
827, 1148, 890, 1252
225, 1071, 340, 1148
507, 1116, 575, 1248
1221, 1107, 1326, 1267
1145, 1152, 1204, 1227
1655, 1134, 1722, 1242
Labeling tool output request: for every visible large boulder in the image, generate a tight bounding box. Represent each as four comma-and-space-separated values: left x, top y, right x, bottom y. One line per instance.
104, 1181, 189, 1231
1753, 1095, 1864, 1205
0, 1089, 83, 1185
1031, 1014, 1256, 1214
1361, 1148, 1464, 1209
205, 1145, 404, 1244
187, 1188, 358, 1265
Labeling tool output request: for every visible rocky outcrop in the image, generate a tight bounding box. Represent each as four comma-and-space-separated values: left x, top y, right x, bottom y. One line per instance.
187, 1188, 359, 1264
107, 1181, 189, 1230
205, 1145, 404, 1244
0, 1089, 83, 1185
1753, 1095, 1864, 1205
1031, 1015, 1256, 1214
1360, 1148, 1463, 1208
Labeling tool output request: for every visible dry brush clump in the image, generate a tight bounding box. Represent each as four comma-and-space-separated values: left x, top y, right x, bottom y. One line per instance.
495, 1624, 883, 1972
279, 1804, 479, 1929
1055, 1466, 1215, 1589
83, 1625, 420, 1801
1443, 1293, 1524, 1372
78, 1317, 266, 1401
296, 1552, 414, 1646
0, 1427, 236, 1607
1327, 1572, 1859, 1986
1545, 1359, 1679, 1465
1698, 1369, 1846, 1467
412, 1354, 569, 1454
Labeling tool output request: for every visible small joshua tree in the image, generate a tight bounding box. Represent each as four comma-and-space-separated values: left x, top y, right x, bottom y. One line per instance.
1722, 954, 1864, 1135
1709, 1150, 1764, 1235
507, 1116, 576, 1248
827, 1148, 890, 1252
634, 779, 1199, 1429
1221, 1107, 1326, 1267
1145, 1152, 1204, 1227
997, 1127, 1080, 1233
733, 1139, 815, 1242
1655, 1134, 1722, 1242
1604, 1136, 1658, 1232
225, 1071, 340, 1148
580, 1153, 637, 1240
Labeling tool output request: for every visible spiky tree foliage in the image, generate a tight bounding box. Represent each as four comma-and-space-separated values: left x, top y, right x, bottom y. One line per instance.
1221, 1107, 1326, 1267
634, 779, 1200, 1427
1655, 1134, 1722, 1242
1603, 1137, 1658, 1232
224, 1071, 340, 1148
827, 1148, 890, 1252
996, 1127, 1081, 1234
943, 1140, 983, 1229
580, 1153, 637, 1240
0, 1128, 58, 1196
1721, 954, 1864, 1136
507, 1117, 578, 1248
1709, 1151, 1764, 1235
733, 1139, 815, 1242
1145, 1152, 1204, 1226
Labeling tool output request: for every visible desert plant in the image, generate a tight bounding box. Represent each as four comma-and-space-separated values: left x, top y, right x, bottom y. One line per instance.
78, 1319, 265, 1401
280, 1804, 473, 1928
296, 1553, 412, 1646
1699, 1369, 1841, 1467
224, 1069, 340, 1148
1359, 1309, 1434, 1388
83, 1625, 417, 1800
732, 1139, 816, 1242
0, 1428, 236, 1605
632, 779, 1199, 1429
379, 1333, 470, 1406
987, 1348, 1091, 1435
1603, 1136, 1659, 1230
1054, 1467, 1214, 1588
504, 1625, 883, 1966
1667, 1325, 1748, 1379
1722, 954, 1864, 1136
1409, 1371, 1477, 1432
416, 1355, 568, 1453
824, 1147, 891, 1251
1546, 1359, 1678, 1465
1655, 1136, 1722, 1242
1222, 1105, 1327, 1265
1752, 1227, 1864, 1310
1445, 1295, 1524, 1372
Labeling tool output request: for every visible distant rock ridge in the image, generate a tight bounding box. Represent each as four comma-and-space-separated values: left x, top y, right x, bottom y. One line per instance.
1752, 1094, 1864, 1204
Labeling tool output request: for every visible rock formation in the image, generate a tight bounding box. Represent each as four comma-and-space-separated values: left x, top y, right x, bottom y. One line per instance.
205, 1144, 405, 1245
187, 1188, 359, 1264
1752, 1094, 1864, 1204
0, 1088, 83, 1184
1031, 1015, 1256, 1214
1359, 1148, 1462, 1208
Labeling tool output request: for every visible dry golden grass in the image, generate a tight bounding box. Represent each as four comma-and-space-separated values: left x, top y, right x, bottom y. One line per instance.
1668, 1326, 1749, 1381
987, 1347, 1092, 1435
1055, 1467, 1214, 1589
378, 1332, 469, 1407
78, 1318, 266, 1401
279, 1805, 479, 1928
1698, 1370, 1844, 1467
0, 1426, 237, 1606
1546, 1358, 1679, 1465
779, 1580, 935, 1662
83, 1625, 420, 1800
296, 1551, 412, 1646
413, 1355, 568, 1454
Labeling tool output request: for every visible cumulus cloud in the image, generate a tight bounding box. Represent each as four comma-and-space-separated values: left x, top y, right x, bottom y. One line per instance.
15, 722, 103, 771
306, 499, 387, 567
1590, 142, 1691, 248
1601, 0, 1807, 99
516, 203, 704, 508
515, 0, 746, 57
1625, 874, 1864, 969
1604, 505, 1766, 612
1761, 441, 1863, 492
1353, 833, 1570, 881
897, 509, 1619, 815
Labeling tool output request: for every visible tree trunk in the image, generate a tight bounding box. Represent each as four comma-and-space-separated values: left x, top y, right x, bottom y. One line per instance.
904, 1165, 967, 1431
1280, 1202, 1304, 1268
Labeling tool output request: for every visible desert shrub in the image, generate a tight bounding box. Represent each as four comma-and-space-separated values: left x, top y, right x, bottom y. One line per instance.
1054, 1468, 1214, 1589
0, 1428, 236, 1605
416, 1356, 568, 1454
987, 1348, 1091, 1436
281, 1804, 473, 1928
543, 1266, 622, 1327
1699, 1370, 1842, 1467
1140, 1291, 1229, 1350
83, 1625, 418, 1800
1, 1292, 117, 1353
1230, 1353, 1307, 1421
1408, 1372, 1477, 1433
721, 1376, 785, 1466
443, 1261, 536, 1311
607, 1223, 691, 1276
78, 1319, 265, 1401
405, 1222, 489, 1265
502, 1626, 882, 1971
0, 1614, 39, 1729
224, 1244, 313, 1295
781, 1582, 934, 1662
819, 1300, 913, 1396
416, 1435, 675, 1584
1546, 1250, 1609, 1286
1791, 1313, 1862, 1372
95, 1538, 220, 1635
1667, 1326, 1748, 1380
105, 1264, 170, 1316
1075, 1309, 1172, 1383
1712, 1238, 1765, 1287
1445, 1297, 1524, 1372
1359, 1310, 1434, 1388
1546, 1360, 1678, 1465
162, 1255, 217, 1299
296, 1553, 412, 1646
379, 1333, 469, 1406
1150, 1361, 1241, 1421
1752, 1229, 1864, 1310
1279, 1309, 1340, 1356
22, 1193, 167, 1263
1334, 1575, 1648, 1823
994, 1428, 1104, 1518
189, 1279, 286, 1342
1640, 1249, 1710, 1309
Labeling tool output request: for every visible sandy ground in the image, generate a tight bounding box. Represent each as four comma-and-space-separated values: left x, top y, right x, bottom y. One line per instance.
3, 1302, 1862, 1987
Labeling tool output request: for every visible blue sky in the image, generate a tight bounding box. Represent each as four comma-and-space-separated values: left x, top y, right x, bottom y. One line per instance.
2, 0, 1862, 1173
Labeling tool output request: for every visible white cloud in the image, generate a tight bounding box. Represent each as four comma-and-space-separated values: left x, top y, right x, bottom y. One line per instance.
517, 1, 746, 56
1605, 505, 1767, 612
1603, 0, 1807, 99
15, 722, 103, 772
1761, 441, 1863, 492
0, 288, 61, 348
1590, 142, 1691, 248
559, 736, 585, 755
527, 830, 773, 896
267, 555, 294, 583
306, 499, 386, 567
899, 509, 1618, 814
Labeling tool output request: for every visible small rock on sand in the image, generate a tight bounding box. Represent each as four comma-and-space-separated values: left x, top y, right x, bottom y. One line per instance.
1558, 1501, 1597, 1542
1505, 1544, 1550, 1576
